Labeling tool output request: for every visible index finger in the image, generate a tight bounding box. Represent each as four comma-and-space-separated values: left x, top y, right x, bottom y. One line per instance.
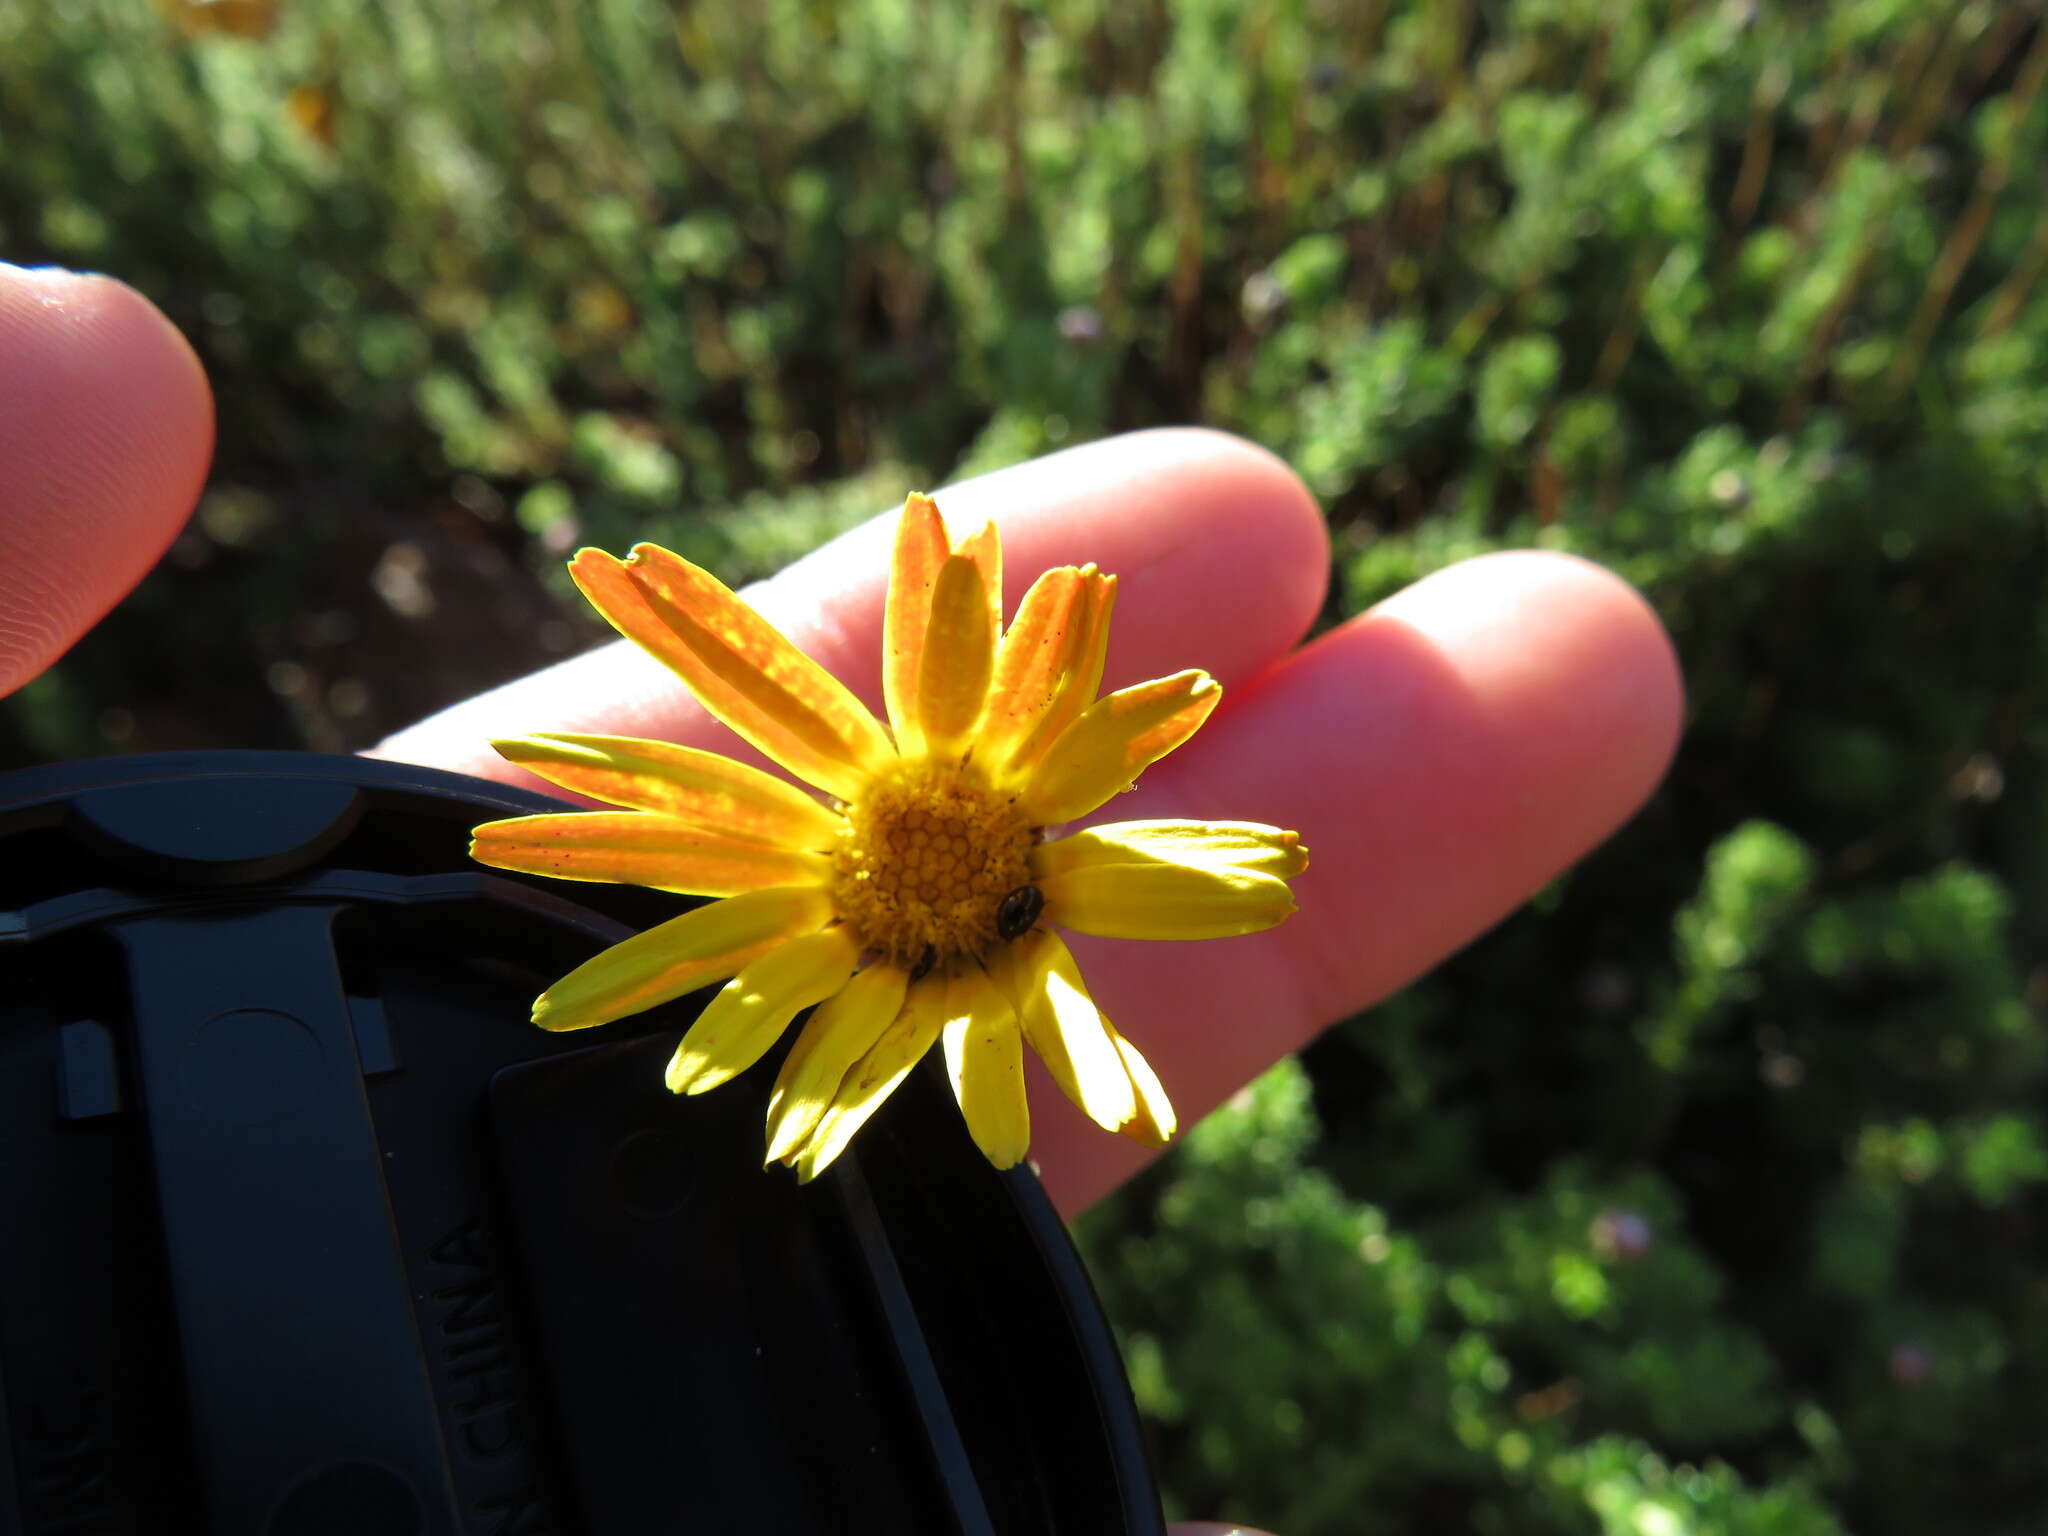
371, 428, 1332, 783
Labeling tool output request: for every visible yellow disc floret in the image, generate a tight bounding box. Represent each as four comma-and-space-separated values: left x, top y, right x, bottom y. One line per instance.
830, 759, 1036, 968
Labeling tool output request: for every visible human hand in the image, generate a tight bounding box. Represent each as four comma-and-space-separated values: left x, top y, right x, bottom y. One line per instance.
1, 261, 1677, 1536
373, 433, 1681, 1214
0, 261, 1682, 1220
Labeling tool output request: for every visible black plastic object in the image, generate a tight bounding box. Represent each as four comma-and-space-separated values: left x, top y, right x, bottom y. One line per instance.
0, 752, 1163, 1535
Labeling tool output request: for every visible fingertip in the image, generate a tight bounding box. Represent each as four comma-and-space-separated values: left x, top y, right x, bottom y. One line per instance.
1247, 547, 1684, 1027
1032, 547, 1683, 1213
380, 428, 1332, 782
0, 266, 214, 694
1372, 548, 1685, 824
768, 426, 1332, 689
962, 427, 1332, 692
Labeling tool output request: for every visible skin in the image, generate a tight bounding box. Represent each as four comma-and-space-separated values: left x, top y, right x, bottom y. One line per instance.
1, 263, 1682, 1536
0, 265, 213, 691
374, 415, 1683, 1213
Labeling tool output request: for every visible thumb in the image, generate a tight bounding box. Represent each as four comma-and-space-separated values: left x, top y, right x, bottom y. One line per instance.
0, 264, 213, 696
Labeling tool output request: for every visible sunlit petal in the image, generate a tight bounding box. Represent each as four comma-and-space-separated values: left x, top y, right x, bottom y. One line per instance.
942, 966, 1029, 1169
1107, 1024, 1176, 1148
666, 925, 863, 1095
1005, 929, 1136, 1132
978, 565, 1080, 769
764, 961, 911, 1164
1018, 668, 1221, 825
915, 551, 998, 758
492, 733, 842, 849
532, 885, 834, 1032
882, 492, 949, 754
570, 545, 893, 799
953, 519, 1003, 643
1033, 819, 1310, 882
471, 811, 830, 896
988, 568, 1116, 782
791, 976, 950, 1181
1037, 858, 1296, 940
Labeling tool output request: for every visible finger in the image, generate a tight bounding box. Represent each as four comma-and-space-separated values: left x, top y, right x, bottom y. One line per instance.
1028, 550, 1684, 1213
372, 427, 1330, 782
0, 264, 213, 696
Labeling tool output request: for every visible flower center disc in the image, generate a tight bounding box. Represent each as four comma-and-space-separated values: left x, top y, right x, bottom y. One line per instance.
830, 760, 1035, 969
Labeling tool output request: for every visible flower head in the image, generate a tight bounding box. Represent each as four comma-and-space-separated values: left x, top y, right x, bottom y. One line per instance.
472, 494, 1306, 1179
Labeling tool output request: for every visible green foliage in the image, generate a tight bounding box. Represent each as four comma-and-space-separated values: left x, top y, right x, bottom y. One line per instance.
1079, 1063, 1845, 1535
8, 0, 2048, 1530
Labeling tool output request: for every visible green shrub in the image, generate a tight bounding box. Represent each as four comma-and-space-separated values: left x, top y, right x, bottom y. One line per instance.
8, 1, 2048, 1528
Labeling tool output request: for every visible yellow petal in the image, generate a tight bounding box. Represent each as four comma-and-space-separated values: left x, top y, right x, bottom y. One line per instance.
952, 519, 1003, 642
1005, 929, 1136, 1133
915, 550, 998, 759
1033, 819, 1310, 882
1036, 859, 1297, 940
1107, 1024, 1176, 1148
471, 812, 830, 897
570, 545, 894, 800
665, 924, 862, 1094
941, 966, 1029, 1169
984, 567, 1116, 781
790, 976, 950, 1181
764, 961, 911, 1163
1018, 669, 1222, 825
532, 885, 833, 1032
492, 733, 842, 849
882, 493, 950, 755
981, 567, 1082, 740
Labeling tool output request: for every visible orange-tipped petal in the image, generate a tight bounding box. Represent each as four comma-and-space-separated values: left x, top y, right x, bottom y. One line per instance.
882, 493, 950, 754
1018, 668, 1221, 825
471, 812, 830, 897
915, 551, 998, 759
952, 520, 1003, 644
990, 569, 1117, 782
1107, 1025, 1176, 1148
492, 733, 842, 849
978, 565, 1083, 771
570, 545, 894, 800
531, 885, 834, 1032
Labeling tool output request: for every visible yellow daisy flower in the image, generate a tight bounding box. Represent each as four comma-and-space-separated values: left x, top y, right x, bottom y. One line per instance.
471, 493, 1307, 1180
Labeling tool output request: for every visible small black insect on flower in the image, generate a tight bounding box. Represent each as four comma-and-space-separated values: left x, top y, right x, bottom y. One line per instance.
995, 885, 1045, 941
